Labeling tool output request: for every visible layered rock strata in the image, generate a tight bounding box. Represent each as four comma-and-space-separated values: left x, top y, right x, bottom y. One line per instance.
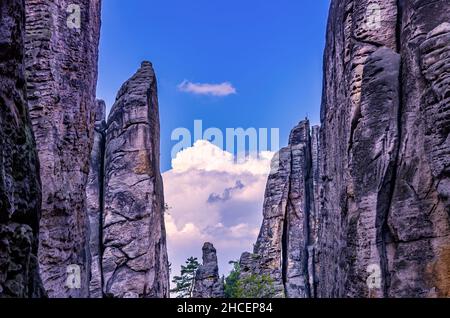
317, 0, 450, 298
101, 62, 169, 298
24, 0, 102, 297
0, 0, 43, 298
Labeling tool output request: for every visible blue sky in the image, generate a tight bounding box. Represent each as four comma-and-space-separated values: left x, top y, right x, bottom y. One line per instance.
97, 0, 330, 172
96, 1, 331, 281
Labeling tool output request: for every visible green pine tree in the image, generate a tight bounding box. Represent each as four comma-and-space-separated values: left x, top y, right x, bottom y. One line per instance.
224, 261, 241, 298
170, 257, 200, 298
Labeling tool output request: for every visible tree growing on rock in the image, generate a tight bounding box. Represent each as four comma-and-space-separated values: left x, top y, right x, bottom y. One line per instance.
224, 260, 276, 298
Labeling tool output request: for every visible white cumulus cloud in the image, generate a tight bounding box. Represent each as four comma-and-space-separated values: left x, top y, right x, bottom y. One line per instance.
172, 140, 273, 175
163, 141, 274, 283
177, 80, 237, 96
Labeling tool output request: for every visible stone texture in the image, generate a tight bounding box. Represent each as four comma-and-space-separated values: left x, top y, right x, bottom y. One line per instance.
387, 1, 450, 298
0, 0, 44, 298
240, 120, 314, 298
345, 47, 400, 298
86, 100, 106, 298
24, 0, 102, 297
309, 125, 320, 296
193, 243, 224, 298
316, 0, 450, 298
102, 62, 169, 298
317, 45, 402, 298
244, 0, 449, 298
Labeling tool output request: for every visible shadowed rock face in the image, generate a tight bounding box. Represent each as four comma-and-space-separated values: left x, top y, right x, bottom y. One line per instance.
242, 0, 449, 298
0, 0, 43, 298
86, 100, 106, 298
317, 0, 400, 298
24, 0, 102, 297
387, 1, 450, 298
102, 62, 169, 298
317, 0, 450, 298
193, 243, 224, 298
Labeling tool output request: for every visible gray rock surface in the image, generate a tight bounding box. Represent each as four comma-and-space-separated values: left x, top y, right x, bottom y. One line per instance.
102, 62, 169, 298
241, 120, 315, 298
0, 0, 44, 298
86, 100, 106, 298
193, 243, 224, 298
24, 0, 102, 297
317, 0, 450, 298
387, 2, 450, 298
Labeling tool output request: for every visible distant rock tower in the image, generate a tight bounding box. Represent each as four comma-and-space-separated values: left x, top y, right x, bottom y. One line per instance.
193, 243, 225, 298
239, 120, 318, 298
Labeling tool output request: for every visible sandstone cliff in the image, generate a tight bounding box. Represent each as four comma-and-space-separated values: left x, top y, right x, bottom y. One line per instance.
0, 0, 43, 298
101, 62, 169, 298
1, 0, 172, 299
240, 120, 317, 298
244, 0, 450, 298
24, 0, 102, 297
2, 0, 447, 300
193, 243, 224, 298
317, 0, 450, 298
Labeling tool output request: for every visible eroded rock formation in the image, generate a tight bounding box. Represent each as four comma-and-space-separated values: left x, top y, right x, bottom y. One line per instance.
317, 0, 450, 298
24, 0, 102, 297
388, 3, 450, 298
0, 0, 43, 298
193, 243, 224, 298
245, 0, 450, 299
102, 62, 169, 298
240, 120, 317, 298
2, 0, 171, 299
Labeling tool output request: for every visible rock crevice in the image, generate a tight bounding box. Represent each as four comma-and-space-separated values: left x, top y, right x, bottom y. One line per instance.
87, 100, 106, 298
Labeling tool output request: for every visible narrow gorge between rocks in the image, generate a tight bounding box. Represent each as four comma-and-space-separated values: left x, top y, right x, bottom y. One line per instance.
0, 0, 449, 299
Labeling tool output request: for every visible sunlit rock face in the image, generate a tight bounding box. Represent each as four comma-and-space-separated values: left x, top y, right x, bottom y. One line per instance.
0, 0, 44, 298
193, 242, 224, 298
102, 62, 169, 298
239, 120, 316, 298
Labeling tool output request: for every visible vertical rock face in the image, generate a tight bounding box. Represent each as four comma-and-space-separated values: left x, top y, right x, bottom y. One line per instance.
244, 0, 449, 299
86, 100, 106, 298
388, 1, 450, 298
193, 243, 224, 298
24, 0, 102, 297
241, 120, 315, 298
0, 0, 43, 298
102, 62, 169, 298
317, 0, 400, 298
317, 0, 450, 298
